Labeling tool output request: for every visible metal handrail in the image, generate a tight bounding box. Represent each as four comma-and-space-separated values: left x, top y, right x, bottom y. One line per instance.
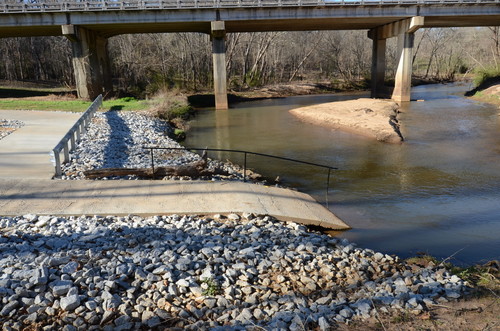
144, 146, 337, 207
1, 0, 499, 12
51, 94, 102, 177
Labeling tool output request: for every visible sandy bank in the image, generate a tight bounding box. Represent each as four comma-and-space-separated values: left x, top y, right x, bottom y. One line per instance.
290, 98, 403, 143
470, 83, 500, 107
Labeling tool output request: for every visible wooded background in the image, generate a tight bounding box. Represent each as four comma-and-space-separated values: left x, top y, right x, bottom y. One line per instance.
0, 27, 498, 96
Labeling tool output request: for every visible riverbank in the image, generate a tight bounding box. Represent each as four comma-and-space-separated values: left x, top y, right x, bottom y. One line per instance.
467, 80, 500, 107
290, 98, 403, 143
0, 213, 482, 330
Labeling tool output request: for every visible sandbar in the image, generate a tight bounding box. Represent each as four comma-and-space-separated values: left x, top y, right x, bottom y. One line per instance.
290, 98, 403, 143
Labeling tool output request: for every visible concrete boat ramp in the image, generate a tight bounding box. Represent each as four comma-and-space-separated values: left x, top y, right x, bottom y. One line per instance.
0, 179, 350, 230
0, 109, 349, 229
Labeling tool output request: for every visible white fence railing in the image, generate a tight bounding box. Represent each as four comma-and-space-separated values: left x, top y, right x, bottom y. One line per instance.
51, 94, 102, 177
1, 0, 499, 12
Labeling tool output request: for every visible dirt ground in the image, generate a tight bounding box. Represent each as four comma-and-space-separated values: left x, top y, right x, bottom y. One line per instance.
337, 294, 499, 331
340, 257, 500, 331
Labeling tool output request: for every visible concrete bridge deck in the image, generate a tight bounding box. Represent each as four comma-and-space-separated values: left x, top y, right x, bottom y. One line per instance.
1, 0, 499, 37
0, 109, 349, 230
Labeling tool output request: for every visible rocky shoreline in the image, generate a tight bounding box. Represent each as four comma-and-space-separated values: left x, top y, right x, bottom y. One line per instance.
0, 213, 468, 330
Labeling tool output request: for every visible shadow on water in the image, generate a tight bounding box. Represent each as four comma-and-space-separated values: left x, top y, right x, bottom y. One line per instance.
102, 107, 131, 168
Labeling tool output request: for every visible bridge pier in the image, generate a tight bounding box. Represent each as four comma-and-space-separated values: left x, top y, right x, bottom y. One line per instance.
370, 30, 387, 99
392, 32, 415, 102
211, 21, 228, 110
369, 17, 424, 102
62, 25, 112, 100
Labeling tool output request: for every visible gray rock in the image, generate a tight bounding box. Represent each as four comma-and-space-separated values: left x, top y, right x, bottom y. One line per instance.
45, 257, 70, 267
52, 280, 73, 296
61, 261, 79, 274
34, 216, 51, 228
227, 214, 241, 221
318, 316, 330, 331
147, 316, 161, 328
316, 296, 331, 305
445, 290, 461, 299
235, 308, 253, 322
176, 279, 190, 287
114, 315, 131, 326
339, 307, 353, 319
155, 308, 171, 320
100, 310, 116, 325
60, 294, 80, 311
0, 301, 19, 316
25, 312, 38, 323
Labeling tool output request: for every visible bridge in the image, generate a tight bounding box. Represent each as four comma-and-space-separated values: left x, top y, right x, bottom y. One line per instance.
1, 0, 499, 109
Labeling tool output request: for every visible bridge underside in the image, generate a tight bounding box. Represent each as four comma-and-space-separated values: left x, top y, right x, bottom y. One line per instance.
0, 4, 499, 107
0, 10, 499, 38
0, 13, 499, 37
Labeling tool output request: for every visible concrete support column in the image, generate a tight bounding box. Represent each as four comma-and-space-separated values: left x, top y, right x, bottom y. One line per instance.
62, 25, 112, 100
392, 32, 414, 102
370, 30, 387, 98
211, 21, 228, 110
369, 17, 424, 102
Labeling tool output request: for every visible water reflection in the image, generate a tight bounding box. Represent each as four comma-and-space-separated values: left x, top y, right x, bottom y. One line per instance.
185, 84, 500, 265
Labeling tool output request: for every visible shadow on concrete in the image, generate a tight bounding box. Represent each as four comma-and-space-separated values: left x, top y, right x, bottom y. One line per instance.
0, 181, 313, 203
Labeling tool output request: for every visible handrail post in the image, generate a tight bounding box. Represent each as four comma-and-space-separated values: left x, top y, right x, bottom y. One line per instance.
150, 148, 155, 179
243, 152, 247, 182
53, 149, 62, 177
76, 124, 81, 142
63, 141, 70, 163
70, 132, 76, 151
326, 168, 331, 209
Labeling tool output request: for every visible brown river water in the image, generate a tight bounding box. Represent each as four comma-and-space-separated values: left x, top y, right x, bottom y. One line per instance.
184, 83, 500, 265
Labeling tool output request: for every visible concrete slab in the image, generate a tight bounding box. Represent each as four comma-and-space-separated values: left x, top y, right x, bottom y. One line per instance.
0, 179, 350, 230
0, 110, 81, 179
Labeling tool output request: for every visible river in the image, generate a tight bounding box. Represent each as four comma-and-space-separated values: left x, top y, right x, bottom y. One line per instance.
184, 83, 500, 265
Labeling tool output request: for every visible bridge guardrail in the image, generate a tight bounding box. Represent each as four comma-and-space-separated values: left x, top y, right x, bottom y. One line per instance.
1, 0, 499, 13
144, 146, 338, 207
51, 95, 102, 178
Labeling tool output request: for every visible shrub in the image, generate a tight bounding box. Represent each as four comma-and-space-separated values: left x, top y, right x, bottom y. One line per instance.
473, 66, 500, 88
147, 89, 194, 122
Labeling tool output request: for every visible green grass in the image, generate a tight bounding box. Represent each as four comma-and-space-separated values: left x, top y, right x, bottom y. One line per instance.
102, 97, 147, 112
201, 278, 221, 296
0, 85, 190, 119
473, 67, 500, 88
0, 95, 147, 112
